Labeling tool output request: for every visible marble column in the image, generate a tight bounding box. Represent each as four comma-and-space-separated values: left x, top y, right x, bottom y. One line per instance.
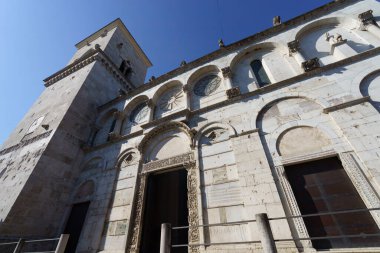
183, 84, 191, 110
222, 67, 240, 99
147, 99, 155, 122
109, 111, 124, 140
287, 40, 306, 67
221, 67, 233, 90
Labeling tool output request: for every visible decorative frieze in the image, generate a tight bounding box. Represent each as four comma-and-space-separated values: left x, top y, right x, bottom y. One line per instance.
226, 87, 241, 99
44, 48, 134, 92
301, 58, 320, 72
142, 152, 194, 173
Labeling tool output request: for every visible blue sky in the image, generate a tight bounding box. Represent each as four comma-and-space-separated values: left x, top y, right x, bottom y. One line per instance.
0, 0, 332, 145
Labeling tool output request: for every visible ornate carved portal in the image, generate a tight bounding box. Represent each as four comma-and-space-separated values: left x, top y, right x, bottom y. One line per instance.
127, 152, 200, 253
274, 151, 380, 252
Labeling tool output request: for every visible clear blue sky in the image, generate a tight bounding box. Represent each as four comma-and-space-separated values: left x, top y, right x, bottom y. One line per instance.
0, 0, 332, 145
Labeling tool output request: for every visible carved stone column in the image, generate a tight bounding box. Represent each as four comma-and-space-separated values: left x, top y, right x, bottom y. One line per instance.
359, 10, 380, 39
222, 67, 240, 99
183, 84, 191, 110
109, 111, 124, 140
147, 99, 155, 122
185, 161, 201, 253
339, 152, 380, 226
287, 40, 306, 67
126, 174, 147, 253
274, 165, 314, 251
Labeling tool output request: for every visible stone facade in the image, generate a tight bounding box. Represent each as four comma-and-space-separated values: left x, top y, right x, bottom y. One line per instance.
2, 1, 380, 252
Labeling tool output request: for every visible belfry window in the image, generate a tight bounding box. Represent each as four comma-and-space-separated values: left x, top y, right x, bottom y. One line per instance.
119, 59, 132, 78
250, 60, 270, 87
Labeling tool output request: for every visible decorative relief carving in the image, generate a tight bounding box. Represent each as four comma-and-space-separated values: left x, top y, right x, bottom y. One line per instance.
127, 152, 200, 253
302, 58, 320, 72
186, 162, 200, 253
274, 165, 313, 249
339, 152, 380, 224
142, 152, 194, 173
221, 67, 232, 78
127, 175, 147, 253
287, 40, 300, 55
226, 87, 241, 99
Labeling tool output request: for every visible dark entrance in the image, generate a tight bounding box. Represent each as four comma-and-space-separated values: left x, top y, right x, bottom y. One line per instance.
285, 157, 380, 250
140, 169, 188, 253
63, 202, 90, 253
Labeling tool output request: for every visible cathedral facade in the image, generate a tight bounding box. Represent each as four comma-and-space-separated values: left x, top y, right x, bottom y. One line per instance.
2, 0, 380, 252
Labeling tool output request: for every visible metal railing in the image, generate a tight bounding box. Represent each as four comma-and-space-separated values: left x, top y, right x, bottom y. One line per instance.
159, 207, 380, 253
0, 234, 69, 253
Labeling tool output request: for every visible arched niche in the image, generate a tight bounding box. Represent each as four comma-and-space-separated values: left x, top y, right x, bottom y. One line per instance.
122, 95, 150, 135
230, 42, 297, 93
152, 80, 185, 119
296, 17, 373, 65
277, 126, 332, 157
360, 70, 380, 112
186, 65, 225, 110
256, 97, 324, 133
93, 108, 118, 146
139, 121, 192, 163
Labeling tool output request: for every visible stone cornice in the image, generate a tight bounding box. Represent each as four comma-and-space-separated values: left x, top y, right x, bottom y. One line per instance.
323, 96, 371, 113
75, 18, 152, 67
98, 0, 353, 108
43, 48, 135, 91
85, 46, 380, 154
0, 130, 52, 156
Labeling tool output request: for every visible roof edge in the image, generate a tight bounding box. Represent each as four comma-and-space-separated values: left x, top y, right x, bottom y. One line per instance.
75, 18, 152, 67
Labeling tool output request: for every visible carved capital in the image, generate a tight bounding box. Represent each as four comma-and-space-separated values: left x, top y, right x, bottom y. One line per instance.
226, 87, 241, 99
221, 67, 232, 78
302, 58, 320, 72
288, 40, 300, 55
358, 10, 377, 28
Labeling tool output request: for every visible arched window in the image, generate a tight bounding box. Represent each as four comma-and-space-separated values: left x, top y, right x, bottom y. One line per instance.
250, 60, 270, 87
107, 119, 117, 141
119, 59, 132, 79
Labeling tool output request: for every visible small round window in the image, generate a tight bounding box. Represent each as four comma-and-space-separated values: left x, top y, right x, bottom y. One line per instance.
193, 75, 221, 96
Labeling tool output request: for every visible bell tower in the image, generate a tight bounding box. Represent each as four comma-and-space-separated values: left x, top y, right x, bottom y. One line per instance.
0, 19, 151, 237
